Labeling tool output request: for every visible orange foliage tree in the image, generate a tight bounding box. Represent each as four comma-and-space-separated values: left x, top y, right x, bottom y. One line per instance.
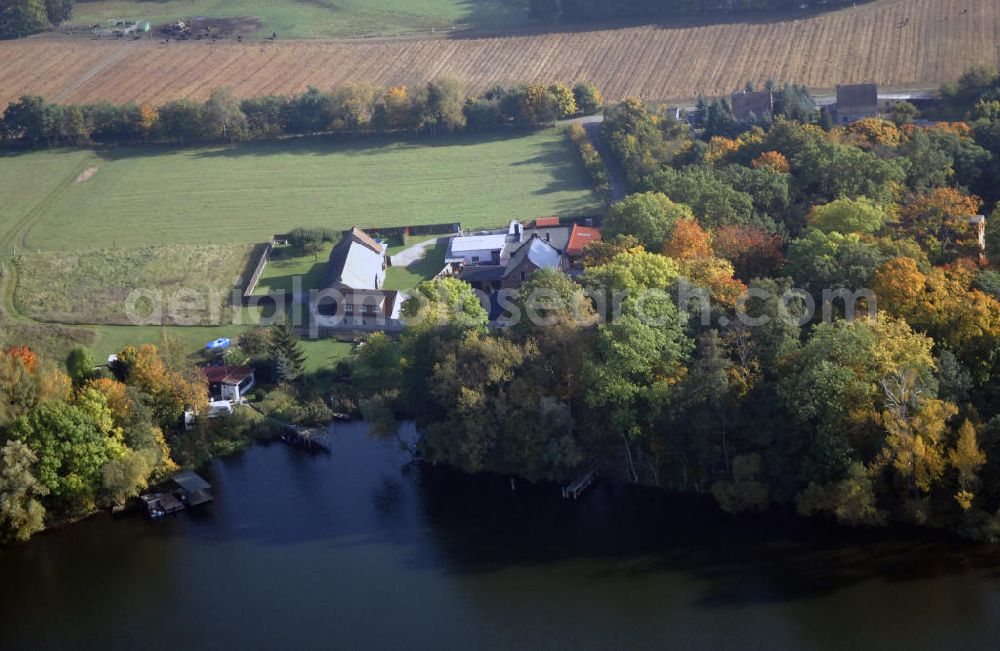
4, 346, 37, 373
751, 150, 790, 173
712, 224, 785, 280
662, 218, 712, 260
116, 345, 207, 427
661, 219, 746, 308
898, 187, 983, 257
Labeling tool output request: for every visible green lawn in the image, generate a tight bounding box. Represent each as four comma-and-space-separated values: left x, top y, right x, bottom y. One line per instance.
12, 130, 598, 252
384, 238, 448, 291
0, 149, 96, 260
69, 0, 530, 39
253, 242, 334, 296
87, 325, 355, 371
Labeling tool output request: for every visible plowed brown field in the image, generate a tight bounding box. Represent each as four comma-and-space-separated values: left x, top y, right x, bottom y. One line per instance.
1, 0, 997, 109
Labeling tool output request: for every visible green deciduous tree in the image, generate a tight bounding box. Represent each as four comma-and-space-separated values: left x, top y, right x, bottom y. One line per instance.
0, 440, 47, 543
403, 277, 488, 332
203, 87, 247, 140
585, 312, 691, 483
65, 347, 95, 386
572, 82, 603, 115
603, 192, 693, 251
808, 197, 886, 235
9, 398, 125, 509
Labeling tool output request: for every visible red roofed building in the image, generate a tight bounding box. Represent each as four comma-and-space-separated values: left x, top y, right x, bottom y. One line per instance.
532, 217, 561, 228
203, 365, 255, 402
566, 224, 602, 266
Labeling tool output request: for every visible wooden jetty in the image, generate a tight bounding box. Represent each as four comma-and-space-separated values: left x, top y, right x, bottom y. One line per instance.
279, 425, 330, 453
171, 471, 214, 507
248, 403, 333, 452
562, 468, 597, 500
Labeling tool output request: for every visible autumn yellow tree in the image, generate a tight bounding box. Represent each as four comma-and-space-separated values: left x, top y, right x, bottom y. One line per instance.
845, 117, 903, 147
750, 150, 790, 173
873, 257, 1000, 379
704, 136, 740, 166
116, 345, 207, 427
138, 104, 159, 135
899, 187, 983, 255
950, 419, 986, 510
382, 86, 411, 130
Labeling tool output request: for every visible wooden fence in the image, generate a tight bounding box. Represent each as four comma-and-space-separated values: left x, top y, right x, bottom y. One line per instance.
239, 240, 275, 305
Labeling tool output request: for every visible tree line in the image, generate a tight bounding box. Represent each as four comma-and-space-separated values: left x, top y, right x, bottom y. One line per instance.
354, 67, 1000, 540
0, 81, 605, 148
0, 0, 73, 39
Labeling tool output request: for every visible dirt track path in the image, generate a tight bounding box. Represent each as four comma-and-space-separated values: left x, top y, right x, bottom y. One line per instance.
51, 42, 135, 103
0, 154, 96, 322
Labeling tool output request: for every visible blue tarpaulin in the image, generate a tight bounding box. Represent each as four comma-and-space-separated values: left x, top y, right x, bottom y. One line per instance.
206, 338, 231, 351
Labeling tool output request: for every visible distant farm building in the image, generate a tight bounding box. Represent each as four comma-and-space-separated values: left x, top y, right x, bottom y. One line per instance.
835, 83, 879, 124
730, 90, 774, 122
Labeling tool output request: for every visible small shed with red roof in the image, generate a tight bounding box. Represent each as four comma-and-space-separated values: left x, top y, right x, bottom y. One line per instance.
203, 365, 255, 402
566, 224, 602, 264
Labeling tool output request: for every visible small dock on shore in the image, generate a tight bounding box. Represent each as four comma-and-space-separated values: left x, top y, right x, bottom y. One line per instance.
139, 471, 214, 518
139, 492, 185, 518
279, 425, 330, 453
562, 468, 597, 500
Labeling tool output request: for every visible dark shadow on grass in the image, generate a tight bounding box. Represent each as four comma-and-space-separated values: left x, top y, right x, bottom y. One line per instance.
181, 129, 556, 160
512, 136, 593, 197
446, 0, 878, 40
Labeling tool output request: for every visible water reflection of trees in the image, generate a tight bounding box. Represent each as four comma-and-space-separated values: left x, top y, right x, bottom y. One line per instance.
408, 460, 1000, 608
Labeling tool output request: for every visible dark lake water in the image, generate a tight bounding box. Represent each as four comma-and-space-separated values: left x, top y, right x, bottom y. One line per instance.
3, 421, 1000, 650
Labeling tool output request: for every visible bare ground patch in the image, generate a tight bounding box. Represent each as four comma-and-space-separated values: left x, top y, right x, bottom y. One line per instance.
75, 166, 99, 183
